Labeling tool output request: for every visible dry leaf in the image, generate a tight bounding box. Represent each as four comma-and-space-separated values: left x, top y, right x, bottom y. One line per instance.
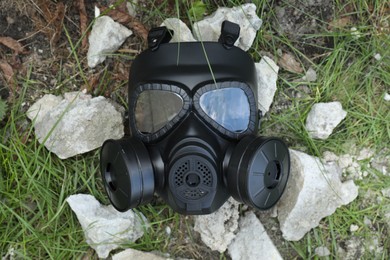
0, 61, 15, 84
328, 17, 352, 30
78, 0, 88, 49
278, 53, 303, 73
84, 72, 101, 93
0, 37, 25, 54
102, 7, 132, 23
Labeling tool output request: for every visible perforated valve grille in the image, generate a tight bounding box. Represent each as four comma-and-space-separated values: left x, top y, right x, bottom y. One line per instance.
174, 160, 189, 187
197, 161, 212, 187
182, 188, 206, 200
170, 156, 216, 202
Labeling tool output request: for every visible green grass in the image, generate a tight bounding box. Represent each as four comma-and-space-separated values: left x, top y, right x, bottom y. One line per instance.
1, 0, 390, 259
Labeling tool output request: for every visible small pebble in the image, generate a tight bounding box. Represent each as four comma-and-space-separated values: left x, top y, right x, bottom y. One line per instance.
363, 216, 372, 226
315, 246, 331, 257
381, 187, 390, 198
302, 67, 317, 82
165, 226, 171, 236
350, 224, 359, 232
373, 53, 381, 60
384, 93, 390, 102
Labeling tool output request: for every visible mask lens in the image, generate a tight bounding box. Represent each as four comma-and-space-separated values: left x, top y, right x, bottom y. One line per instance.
135, 90, 183, 134
199, 88, 250, 132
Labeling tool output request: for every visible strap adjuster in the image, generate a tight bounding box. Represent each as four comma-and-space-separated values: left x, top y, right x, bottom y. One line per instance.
218, 21, 240, 49
148, 27, 174, 51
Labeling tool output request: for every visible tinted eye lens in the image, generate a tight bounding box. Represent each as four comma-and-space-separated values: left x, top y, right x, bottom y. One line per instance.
135, 90, 183, 134
199, 88, 250, 132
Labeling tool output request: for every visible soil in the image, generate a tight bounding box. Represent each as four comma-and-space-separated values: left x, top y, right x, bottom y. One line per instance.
272, 0, 335, 56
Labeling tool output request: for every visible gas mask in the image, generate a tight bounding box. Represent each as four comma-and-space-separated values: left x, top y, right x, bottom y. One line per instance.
100, 21, 290, 215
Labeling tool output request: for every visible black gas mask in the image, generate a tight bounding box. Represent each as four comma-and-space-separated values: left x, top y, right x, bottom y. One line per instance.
100, 21, 290, 215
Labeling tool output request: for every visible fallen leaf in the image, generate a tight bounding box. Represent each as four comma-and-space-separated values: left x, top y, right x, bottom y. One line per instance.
0, 61, 15, 84
84, 72, 101, 93
78, 0, 88, 49
278, 53, 303, 73
103, 7, 132, 23
328, 17, 352, 30
0, 37, 25, 54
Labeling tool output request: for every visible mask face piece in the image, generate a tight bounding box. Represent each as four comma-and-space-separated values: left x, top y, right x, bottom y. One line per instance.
100, 21, 290, 215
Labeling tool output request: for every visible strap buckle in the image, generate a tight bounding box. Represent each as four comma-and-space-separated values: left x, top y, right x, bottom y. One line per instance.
218, 21, 240, 49
148, 27, 174, 51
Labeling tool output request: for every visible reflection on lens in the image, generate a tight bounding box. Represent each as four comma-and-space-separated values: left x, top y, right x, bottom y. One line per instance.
199, 88, 250, 132
135, 90, 183, 133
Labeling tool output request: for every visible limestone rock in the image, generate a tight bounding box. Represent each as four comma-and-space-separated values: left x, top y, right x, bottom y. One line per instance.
305, 101, 347, 139
87, 16, 132, 68
256, 56, 279, 115
27, 94, 63, 123
384, 92, 390, 101
66, 194, 146, 258
315, 246, 330, 257
194, 198, 239, 253
112, 248, 167, 260
371, 148, 390, 176
277, 150, 358, 241
126, 0, 138, 17
193, 4, 262, 51
228, 211, 282, 260
27, 92, 124, 159
381, 187, 390, 198
302, 67, 317, 82
161, 18, 196, 42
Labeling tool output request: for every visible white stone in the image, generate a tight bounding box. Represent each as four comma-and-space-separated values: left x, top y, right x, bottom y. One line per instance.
66, 194, 146, 258
126, 0, 138, 17
87, 16, 132, 68
338, 154, 353, 169
256, 56, 279, 115
384, 210, 390, 228
27, 92, 124, 159
350, 224, 359, 232
161, 18, 196, 42
374, 53, 381, 60
315, 246, 330, 257
381, 187, 390, 198
193, 4, 262, 51
322, 151, 339, 162
371, 148, 390, 176
112, 248, 167, 260
194, 198, 239, 253
384, 92, 390, 101
228, 211, 282, 260
305, 102, 347, 139
165, 226, 171, 236
302, 67, 317, 82
357, 147, 374, 161
27, 94, 63, 123
363, 216, 372, 226
94, 6, 100, 18
277, 150, 359, 241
